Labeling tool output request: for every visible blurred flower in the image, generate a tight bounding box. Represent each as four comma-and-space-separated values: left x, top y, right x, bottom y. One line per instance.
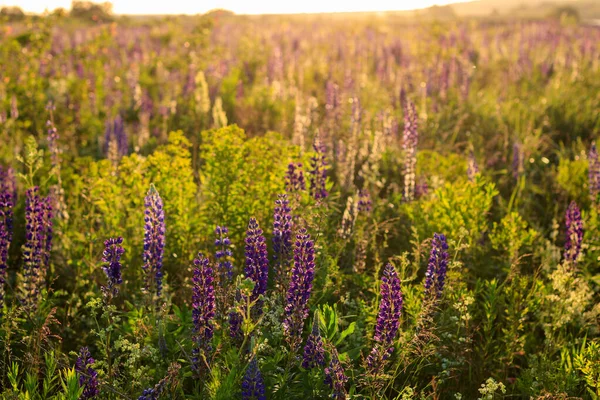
402, 100, 418, 202
143, 185, 165, 300
565, 201, 583, 263
191, 253, 215, 373
75, 347, 99, 399
338, 195, 357, 239
104, 115, 128, 162
358, 188, 372, 213
424, 233, 449, 300
283, 228, 315, 346
245, 217, 269, 302
512, 142, 523, 180
0, 174, 13, 317
366, 264, 403, 372
215, 225, 233, 283
101, 237, 124, 298
10, 95, 18, 120
285, 162, 306, 193
324, 347, 348, 400
309, 137, 328, 200
467, 151, 479, 181
302, 316, 325, 369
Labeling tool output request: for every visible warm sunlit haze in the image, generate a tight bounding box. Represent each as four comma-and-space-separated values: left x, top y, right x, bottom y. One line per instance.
4, 0, 469, 14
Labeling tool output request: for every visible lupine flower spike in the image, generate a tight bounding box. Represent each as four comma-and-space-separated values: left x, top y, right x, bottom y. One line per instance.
366, 264, 403, 372
215, 226, 233, 283
283, 228, 316, 349
241, 358, 266, 400
285, 162, 306, 193
244, 217, 269, 304
0, 170, 13, 316
424, 233, 449, 301
191, 253, 215, 373
309, 137, 328, 200
358, 188, 372, 213
75, 347, 99, 399
101, 237, 124, 299
273, 194, 293, 289
143, 184, 165, 302
564, 201, 583, 264
324, 347, 348, 400
402, 100, 418, 202
302, 314, 325, 369
22, 187, 53, 309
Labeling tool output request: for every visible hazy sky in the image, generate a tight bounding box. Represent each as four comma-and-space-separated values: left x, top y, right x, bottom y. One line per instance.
3, 0, 465, 14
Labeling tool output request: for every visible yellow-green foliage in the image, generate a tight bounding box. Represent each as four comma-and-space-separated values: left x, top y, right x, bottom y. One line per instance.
408, 176, 498, 246
417, 150, 469, 188
490, 212, 537, 262
60, 131, 198, 289
557, 158, 588, 206
199, 124, 296, 246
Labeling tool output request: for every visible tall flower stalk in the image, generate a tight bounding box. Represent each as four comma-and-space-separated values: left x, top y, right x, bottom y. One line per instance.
101, 237, 124, 300
215, 225, 233, 283
424, 233, 449, 301
191, 253, 215, 374
324, 347, 348, 400
283, 228, 316, 349
467, 151, 479, 181
564, 201, 583, 264
402, 100, 418, 202
244, 217, 269, 304
309, 137, 328, 200
285, 162, 306, 193
22, 187, 53, 309
273, 194, 293, 292
0, 172, 13, 316
143, 185, 165, 303
366, 264, 403, 374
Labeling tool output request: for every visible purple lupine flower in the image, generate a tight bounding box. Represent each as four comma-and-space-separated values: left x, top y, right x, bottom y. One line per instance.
138, 363, 181, 400
565, 201, 583, 263
402, 100, 418, 202
22, 187, 46, 308
285, 162, 306, 193
424, 233, 449, 300
358, 188, 372, 213
244, 217, 269, 302
40, 195, 54, 279
215, 226, 233, 283
273, 194, 293, 283
309, 138, 328, 200
283, 228, 315, 345
302, 317, 325, 369
0, 168, 13, 314
467, 151, 479, 181
101, 237, 124, 298
415, 178, 429, 199
191, 253, 215, 373
143, 185, 165, 299
324, 348, 348, 400
228, 306, 243, 341
241, 359, 266, 400
366, 264, 403, 371
75, 347, 99, 399
589, 143, 600, 202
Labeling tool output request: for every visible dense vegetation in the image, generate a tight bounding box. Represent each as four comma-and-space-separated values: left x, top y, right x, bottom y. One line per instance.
0, 9, 600, 400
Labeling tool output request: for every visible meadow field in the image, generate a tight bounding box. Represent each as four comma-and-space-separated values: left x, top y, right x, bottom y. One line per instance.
0, 5, 600, 399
